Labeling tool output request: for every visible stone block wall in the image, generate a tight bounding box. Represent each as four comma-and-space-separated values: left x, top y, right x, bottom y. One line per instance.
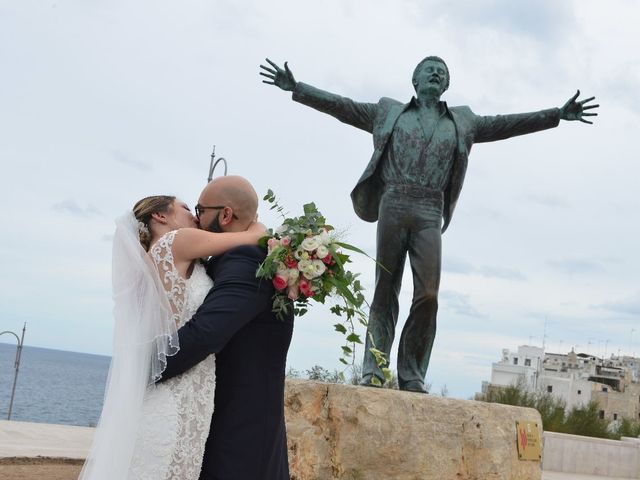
284, 379, 542, 480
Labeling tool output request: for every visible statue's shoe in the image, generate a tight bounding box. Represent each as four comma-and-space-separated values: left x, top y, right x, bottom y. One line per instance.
399, 380, 428, 394
359, 375, 383, 388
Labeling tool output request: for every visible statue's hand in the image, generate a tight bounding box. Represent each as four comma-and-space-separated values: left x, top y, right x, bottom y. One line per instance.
260, 58, 297, 92
560, 90, 599, 124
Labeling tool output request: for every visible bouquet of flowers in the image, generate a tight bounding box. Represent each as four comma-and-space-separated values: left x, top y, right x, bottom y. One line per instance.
257, 190, 387, 373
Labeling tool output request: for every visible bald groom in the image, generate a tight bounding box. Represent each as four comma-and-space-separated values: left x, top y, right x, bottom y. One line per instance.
161, 176, 294, 480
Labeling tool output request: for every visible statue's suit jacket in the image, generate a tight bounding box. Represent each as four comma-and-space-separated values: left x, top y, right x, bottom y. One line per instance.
161, 245, 293, 480
293, 82, 561, 232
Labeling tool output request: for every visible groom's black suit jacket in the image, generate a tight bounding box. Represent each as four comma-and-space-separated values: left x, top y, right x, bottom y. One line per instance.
161, 245, 294, 480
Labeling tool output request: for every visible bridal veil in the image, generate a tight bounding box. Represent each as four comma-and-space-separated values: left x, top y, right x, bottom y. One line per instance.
78, 212, 179, 479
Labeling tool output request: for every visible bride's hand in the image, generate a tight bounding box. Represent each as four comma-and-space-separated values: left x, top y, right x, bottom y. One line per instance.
248, 221, 268, 241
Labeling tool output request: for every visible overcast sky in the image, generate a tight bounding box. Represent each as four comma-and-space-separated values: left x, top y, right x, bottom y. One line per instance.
1, 0, 638, 399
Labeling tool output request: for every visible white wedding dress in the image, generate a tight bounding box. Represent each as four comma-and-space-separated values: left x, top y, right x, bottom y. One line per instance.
127, 230, 216, 480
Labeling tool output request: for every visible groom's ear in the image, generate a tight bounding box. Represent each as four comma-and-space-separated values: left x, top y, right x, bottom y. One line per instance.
219, 207, 235, 226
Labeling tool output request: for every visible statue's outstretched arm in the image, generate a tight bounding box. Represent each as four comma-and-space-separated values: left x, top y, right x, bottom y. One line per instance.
260, 58, 377, 133
559, 90, 599, 124
474, 90, 599, 143
260, 58, 297, 91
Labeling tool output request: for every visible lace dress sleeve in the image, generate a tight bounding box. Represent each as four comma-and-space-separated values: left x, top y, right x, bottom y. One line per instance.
148, 230, 187, 326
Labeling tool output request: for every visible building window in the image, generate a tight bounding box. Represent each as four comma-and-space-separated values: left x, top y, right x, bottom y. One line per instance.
603, 387, 608, 393
613, 413, 618, 421
513, 358, 518, 365
577, 390, 581, 395
547, 386, 553, 393
525, 359, 531, 366
599, 410, 605, 419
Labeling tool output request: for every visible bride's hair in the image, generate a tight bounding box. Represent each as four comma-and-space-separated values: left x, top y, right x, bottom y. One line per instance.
133, 195, 176, 251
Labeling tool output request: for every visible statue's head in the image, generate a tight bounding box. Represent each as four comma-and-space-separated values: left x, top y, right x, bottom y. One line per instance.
412, 56, 450, 96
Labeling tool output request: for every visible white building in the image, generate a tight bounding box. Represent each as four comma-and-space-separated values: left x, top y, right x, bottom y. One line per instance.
535, 350, 608, 409
490, 345, 544, 390
486, 346, 639, 415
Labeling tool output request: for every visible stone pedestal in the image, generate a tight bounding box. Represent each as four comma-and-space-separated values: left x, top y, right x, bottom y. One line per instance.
285, 379, 542, 480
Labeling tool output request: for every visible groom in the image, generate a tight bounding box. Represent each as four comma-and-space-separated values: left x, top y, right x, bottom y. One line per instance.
161, 175, 294, 480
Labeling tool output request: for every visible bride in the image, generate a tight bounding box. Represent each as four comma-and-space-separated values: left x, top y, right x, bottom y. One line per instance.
79, 194, 265, 479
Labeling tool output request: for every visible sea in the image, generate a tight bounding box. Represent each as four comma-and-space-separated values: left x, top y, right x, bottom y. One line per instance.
0, 342, 110, 426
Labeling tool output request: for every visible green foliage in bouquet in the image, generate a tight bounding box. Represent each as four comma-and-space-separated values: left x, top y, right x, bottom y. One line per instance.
257, 190, 388, 378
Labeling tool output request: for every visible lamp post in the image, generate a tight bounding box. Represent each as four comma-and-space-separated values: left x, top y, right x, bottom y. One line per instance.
1, 323, 26, 420
207, 146, 228, 183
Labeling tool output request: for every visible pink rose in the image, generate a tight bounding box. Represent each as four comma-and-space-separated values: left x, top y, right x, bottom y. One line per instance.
281, 236, 291, 246
287, 284, 299, 300
321, 252, 333, 265
272, 274, 288, 291
299, 278, 314, 297
285, 256, 298, 269
267, 238, 280, 250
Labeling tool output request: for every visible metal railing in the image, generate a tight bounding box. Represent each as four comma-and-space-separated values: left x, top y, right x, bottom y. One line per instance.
1, 323, 26, 420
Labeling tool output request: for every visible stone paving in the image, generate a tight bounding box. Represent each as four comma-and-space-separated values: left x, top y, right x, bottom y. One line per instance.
0, 420, 93, 459
543, 472, 633, 480
1, 420, 634, 479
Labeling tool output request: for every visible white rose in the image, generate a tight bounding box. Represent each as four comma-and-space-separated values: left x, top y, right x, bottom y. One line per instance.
287, 268, 299, 285
301, 236, 321, 252
298, 259, 327, 279
294, 246, 309, 260
275, 224, 287, 235
297, 259, 317, 280
312, 259, 327, 277
316, 244, 329, 259
276, 262, 288, 275
319, 229, 331, 246
297, 258, 312, 272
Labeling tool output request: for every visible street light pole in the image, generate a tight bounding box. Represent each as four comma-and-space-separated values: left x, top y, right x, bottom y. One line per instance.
1, 323, 26, 420
207, 146, 228, 183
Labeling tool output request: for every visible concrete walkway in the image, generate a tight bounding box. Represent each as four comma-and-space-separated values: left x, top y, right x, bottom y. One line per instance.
0, 420, 94, 459
1, 420, 634, 479
543, 472, 633, 480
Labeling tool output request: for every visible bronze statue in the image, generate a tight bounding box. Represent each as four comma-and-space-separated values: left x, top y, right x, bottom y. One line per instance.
260, 56, 598, 393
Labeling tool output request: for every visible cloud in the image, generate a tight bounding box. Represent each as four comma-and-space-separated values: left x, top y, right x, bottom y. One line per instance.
440, 290, 486, 318
547, 257, 604, 274
477, 265, 527, 281
52, 199, 103, 217
443, 257, 526, 281
524, 193, 570, 208
442, 257, 474, 274
413, 0, 573, 43
109, 150, 152, 171
593, 293, 640, 316
2, 0, 638, 402
456, 206, 504, 222
605, 76, 640, 113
